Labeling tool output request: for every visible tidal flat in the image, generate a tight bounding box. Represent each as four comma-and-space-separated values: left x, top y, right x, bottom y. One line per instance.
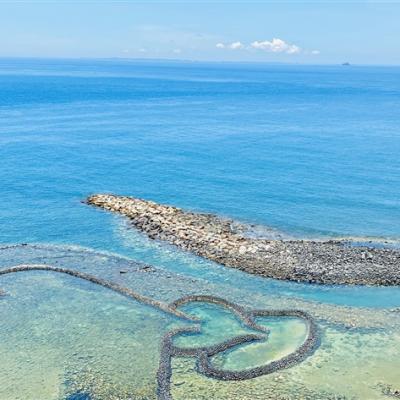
0, 244, 399, 400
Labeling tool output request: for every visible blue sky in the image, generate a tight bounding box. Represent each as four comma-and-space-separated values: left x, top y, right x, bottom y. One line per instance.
0, 1, 399, 64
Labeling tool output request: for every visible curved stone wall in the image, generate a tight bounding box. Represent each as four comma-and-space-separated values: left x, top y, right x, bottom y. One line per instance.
0, 265, 320, 400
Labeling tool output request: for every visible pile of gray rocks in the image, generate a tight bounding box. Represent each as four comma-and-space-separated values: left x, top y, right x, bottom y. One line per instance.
86, 194, 400, 286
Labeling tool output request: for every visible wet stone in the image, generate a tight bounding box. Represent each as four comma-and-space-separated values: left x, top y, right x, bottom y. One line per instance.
86, 194, 400, 286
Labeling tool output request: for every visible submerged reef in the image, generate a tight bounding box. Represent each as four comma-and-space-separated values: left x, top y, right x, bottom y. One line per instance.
378, 383, 400, 399
86, 194, 400, 286
0, 265, 319, 400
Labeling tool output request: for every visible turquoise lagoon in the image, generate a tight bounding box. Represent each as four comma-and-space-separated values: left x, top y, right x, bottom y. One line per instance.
0, 59, 399, 399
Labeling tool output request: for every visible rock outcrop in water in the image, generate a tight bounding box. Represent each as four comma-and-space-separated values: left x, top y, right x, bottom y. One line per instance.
86, 194, 400, 286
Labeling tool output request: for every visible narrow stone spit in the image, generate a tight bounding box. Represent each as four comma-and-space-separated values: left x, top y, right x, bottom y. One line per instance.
86, 194, 400, 286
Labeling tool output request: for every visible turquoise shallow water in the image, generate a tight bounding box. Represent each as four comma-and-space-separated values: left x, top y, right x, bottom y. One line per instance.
0, 59, 399, 399
1, 58, 399, 308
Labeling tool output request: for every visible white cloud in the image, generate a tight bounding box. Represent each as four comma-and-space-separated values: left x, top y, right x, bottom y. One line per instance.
251, 38, 301, 54
229, 41, 244, 50
173, 48, 182, 54
287, 45, 301, 54
216, 38, 309, 55
216, 41, 244, 50
311, 50, 320, 55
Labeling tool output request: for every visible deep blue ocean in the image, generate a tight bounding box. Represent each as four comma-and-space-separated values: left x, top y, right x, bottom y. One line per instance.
1, 58, 400, 308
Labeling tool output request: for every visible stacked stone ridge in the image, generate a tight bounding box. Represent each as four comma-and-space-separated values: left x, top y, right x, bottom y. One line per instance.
0, 264, 320, 400
87, 194, 400, 286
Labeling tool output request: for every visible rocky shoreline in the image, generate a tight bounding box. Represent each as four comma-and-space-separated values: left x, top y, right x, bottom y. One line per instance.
86, 194, 400, 286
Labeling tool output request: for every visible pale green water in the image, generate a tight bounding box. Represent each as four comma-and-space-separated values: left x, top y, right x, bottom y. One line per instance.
0, 272, 170, 399
0, 245, 399, 400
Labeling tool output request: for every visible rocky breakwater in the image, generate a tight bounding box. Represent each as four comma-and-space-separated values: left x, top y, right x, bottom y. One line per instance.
86, 194, 400, 286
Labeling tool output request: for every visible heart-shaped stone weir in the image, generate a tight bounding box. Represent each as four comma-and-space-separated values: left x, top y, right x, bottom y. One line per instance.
0, 265, 320, 400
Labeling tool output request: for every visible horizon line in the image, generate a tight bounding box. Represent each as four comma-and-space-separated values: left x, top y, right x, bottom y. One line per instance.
0, 56, 399, 68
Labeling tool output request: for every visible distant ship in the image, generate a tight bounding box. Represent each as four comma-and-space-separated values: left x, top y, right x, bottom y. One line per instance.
342, 62, 351, 66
